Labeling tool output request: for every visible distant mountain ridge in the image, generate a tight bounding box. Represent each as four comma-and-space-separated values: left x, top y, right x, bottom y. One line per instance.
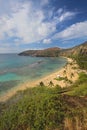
19, 41, 87, 57
19, 47, 61, 57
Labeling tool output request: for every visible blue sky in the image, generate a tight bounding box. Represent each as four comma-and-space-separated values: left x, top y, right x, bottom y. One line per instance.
0, 0, 87, 53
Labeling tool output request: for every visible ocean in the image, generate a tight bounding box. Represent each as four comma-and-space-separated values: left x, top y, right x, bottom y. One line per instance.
0, 54, 67, 95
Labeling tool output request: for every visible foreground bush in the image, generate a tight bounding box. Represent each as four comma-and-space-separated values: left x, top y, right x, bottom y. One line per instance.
0, 86, 87, 130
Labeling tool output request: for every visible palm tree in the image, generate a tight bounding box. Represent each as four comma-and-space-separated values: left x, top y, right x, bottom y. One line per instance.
39, 81, 44, 87
49, 81, 54, 87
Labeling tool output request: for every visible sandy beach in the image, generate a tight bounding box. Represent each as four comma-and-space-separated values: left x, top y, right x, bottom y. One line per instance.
0, 57, 79, 102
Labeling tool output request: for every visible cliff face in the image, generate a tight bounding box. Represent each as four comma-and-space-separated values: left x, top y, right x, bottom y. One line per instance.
19, 41, 87, 57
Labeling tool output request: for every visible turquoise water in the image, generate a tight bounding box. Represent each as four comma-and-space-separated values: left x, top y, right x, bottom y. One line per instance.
0, 54, 67, 95
0, 73, 21, 82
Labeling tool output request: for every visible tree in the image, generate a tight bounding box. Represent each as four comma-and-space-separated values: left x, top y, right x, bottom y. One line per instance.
49, 81, 54, 87
39, 81, 45, 87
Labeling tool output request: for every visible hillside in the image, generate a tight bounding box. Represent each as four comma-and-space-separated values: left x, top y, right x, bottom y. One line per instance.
59, 41, 87, 57
19, 47, 61, 57
19, 41, 87, 57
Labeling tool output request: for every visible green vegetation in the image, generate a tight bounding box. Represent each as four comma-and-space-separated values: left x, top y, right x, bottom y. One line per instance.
55, 76, 66, 81
67, 72, 87, 96
0, 74, 87, 130
55, 75, 69, 81
71, 54, 87, 70
55, 76, 72, 84
0, 87, 66, 130
48, 81, 54, 87
76, 55, 87, 70
39, 81, 45, 87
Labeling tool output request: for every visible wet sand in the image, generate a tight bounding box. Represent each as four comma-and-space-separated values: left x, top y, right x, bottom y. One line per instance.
0, 57, 79, 102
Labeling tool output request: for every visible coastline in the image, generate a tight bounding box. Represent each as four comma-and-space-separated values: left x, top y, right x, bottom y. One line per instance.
0, 57, 79, 102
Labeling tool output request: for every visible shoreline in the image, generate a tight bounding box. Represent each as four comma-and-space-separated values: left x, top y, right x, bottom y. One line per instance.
0, 57, 79, 102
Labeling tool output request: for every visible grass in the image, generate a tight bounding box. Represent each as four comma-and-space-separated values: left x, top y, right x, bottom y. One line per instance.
55, 76, 69, 81
72, 54, 87, 70
66, 72, 87, 96
68, 82, 87, 96
0, 86, 66, 130
55, 76, 73, 85
55, 77, 65, 81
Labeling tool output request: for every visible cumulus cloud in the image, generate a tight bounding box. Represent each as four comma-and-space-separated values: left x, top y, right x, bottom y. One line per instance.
0, 0, 76, 45
53, 21, 87, 41
0, 1, 56, 44
43, 38, 52, 44
58, 12, 75, 22
0, 4, 56, 43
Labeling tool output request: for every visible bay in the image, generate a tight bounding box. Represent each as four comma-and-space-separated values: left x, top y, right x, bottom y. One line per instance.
0, 54, 67, 95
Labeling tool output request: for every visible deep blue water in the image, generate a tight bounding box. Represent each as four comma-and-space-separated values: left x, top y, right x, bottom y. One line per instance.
0, 54, 67, 95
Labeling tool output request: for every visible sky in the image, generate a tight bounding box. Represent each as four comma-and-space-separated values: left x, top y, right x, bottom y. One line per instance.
0, 0, 87, 53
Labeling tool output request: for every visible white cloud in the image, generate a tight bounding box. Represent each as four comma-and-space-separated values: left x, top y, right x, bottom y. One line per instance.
53, 8, 76, 25
57, 8, 63, 15
0, 4, 55, 43
38, 22, 56, 37
0, 2, 56, 44
40, 0, 49, 6
58, 12, 75, 22
0, 1, 76, 46
43, 38, 52, 44
53, 21, 87, 40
